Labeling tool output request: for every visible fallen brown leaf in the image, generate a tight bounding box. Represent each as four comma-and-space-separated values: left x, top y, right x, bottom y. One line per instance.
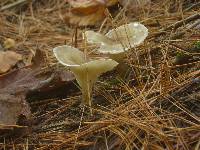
65, 5, 105, 26
0, 50, 43, 128
119, 0, 150, 8
67, 0, 104, 8
65, 0, 118, 26
0, 50, 75, 131
23, 51, 35, 66
0, 51, 22, 74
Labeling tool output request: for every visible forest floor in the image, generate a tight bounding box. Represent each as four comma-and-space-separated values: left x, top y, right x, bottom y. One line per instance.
0, 0, 200, 150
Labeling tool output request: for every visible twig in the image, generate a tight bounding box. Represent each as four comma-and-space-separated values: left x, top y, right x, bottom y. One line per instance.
184, 2, 200, 12
187, 19, 200, 29
165, 42, 200, 56
0, 0, 28, 11
73, 106, 85, 150
161, 13, 200, 31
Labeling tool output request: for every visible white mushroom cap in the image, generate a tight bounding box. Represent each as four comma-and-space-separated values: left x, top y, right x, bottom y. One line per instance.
84, 22, 148, 54
84, 30, 115, 46
53, 45, 85, 67
53, 45, 118, 106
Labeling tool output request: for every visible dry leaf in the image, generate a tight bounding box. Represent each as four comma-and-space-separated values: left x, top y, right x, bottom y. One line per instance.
119, 0, 150, 8
0, 50, 75, 129
0, 51, 43, 127
0, 91, 30, 126
65, 0, 118, 26
68, 0, 117, 8
0, 51, 22, 74
23, 51, 35, 66
65, 6, 105, 26
0, 70, 34, 128
67, 0, 104, 8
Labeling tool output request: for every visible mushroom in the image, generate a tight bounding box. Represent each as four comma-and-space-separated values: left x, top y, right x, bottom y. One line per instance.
84, 22, 148, 62
53, 45, 118, 107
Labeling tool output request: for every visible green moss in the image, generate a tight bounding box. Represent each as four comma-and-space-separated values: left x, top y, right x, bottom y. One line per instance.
176, 52, 185, 57
194, 41, 200, 49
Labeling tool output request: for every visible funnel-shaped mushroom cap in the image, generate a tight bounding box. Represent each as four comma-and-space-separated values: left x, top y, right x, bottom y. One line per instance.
53, 45, 85, 67
84, 22, 148, 54
53, 45, 118, 106
84, 30, 115, 46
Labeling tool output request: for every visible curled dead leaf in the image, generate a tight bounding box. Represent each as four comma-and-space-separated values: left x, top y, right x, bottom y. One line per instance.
0, 55, 44, 129
23, 51, 35, 66
67, 0, 105, 8
119, 0, 150, 9
65, 0, 118, 26
67, 0, 118, 8
65, 6, 105, 26
0, 51, 22, 74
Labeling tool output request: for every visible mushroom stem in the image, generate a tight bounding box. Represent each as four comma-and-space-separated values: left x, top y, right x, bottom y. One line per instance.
72, 69, 94, 106
71, 59, 118, 106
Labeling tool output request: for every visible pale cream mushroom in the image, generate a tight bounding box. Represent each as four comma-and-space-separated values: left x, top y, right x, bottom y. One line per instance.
84, 22, 148, 62
53, 45, 118, 107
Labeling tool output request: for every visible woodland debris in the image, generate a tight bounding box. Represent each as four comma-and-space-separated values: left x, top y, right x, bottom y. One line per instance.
0, 0, 200, 149
161, 13, 200, 31
0, 50, 75, 131
184, 1, 200, 12
0, 51, 22, 74
119, 0, 150, 8
64, 0, 118, 26
0, 0, 28, 11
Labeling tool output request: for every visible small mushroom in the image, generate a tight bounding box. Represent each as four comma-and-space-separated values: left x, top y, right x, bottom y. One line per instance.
84, 22, 148, 62
3, 38, 16, 49
53, 45, 118, 107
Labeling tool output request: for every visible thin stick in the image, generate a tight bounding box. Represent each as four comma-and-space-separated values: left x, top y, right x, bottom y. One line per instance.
0, 0, 28, 11
161, 13, 200, 31
73, 106, 85, 150
104, 130, 109, 150
74, 27, 78, 48
184, 2, 200, 12
3, 138, 5, 150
